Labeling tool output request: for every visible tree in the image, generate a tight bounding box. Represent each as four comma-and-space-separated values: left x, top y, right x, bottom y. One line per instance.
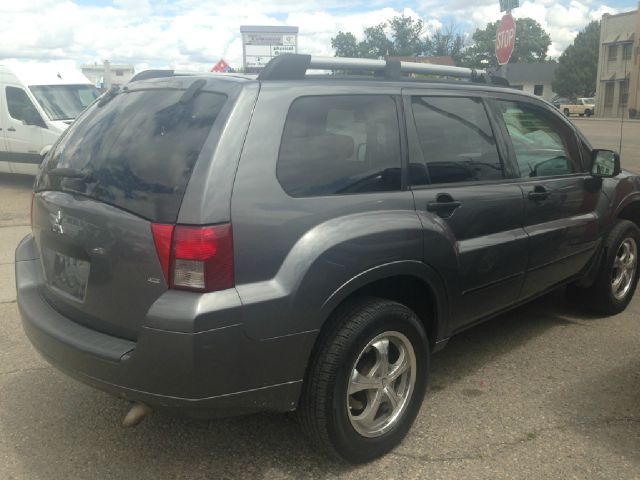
331, 32, 359, 58
359, 23, 393, 58
460, 18, 551, 68
552, 21, 600, 98
388, 15, 426, 56
429, 24, 466, 63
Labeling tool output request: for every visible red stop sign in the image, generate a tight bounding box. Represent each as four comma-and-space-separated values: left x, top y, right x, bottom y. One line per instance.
496, 14, 516, 65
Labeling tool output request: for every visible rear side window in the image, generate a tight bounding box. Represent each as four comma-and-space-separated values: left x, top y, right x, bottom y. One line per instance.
496, 100, 580, 177
41, 87, 228, 222
277, 95, 401, 197
410, 96, 503, 185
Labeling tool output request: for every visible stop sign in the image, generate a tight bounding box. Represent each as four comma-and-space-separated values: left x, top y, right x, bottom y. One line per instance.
496, 14, 516, 65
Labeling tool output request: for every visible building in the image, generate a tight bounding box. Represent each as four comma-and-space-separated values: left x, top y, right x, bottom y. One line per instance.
80, 61, 135, 90
494, 63, 559, 101
240, 26, 298, 73
595, 7, 640, 118
386, 55, 456, 67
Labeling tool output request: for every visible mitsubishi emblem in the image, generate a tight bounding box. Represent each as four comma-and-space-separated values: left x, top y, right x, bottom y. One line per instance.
52, 210, 64, 234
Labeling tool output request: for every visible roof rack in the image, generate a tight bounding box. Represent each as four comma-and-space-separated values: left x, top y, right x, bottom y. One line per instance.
258, 54, 508, 85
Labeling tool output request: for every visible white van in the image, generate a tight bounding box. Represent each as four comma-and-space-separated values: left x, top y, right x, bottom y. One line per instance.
0, 63, 100, 175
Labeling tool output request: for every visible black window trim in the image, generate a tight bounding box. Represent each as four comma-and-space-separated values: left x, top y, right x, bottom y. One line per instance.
275, 93, 407, 198
401, 88, 515, 190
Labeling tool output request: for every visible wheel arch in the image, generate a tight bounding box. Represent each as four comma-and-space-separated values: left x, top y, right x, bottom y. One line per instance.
318, 261, 449, 352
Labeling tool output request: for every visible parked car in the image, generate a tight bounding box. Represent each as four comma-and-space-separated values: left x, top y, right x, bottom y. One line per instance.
0, 63, 100, 175
16, 54, 640, 463
550, 95, 570, 109
560, 97, 596, 117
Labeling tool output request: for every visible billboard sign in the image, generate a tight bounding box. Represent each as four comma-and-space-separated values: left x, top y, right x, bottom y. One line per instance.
240, 25, 299, 72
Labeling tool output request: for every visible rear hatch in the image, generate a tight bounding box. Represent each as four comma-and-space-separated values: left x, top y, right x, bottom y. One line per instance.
32, 77, 235, 340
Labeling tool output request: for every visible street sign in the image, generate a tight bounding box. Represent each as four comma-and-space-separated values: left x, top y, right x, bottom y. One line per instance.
211, 59, 232, 73
496, 14, 516, 65
499, 0, 519, 12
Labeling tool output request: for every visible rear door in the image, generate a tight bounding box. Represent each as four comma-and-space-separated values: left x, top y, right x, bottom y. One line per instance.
490, 96, 602, 299
403, 89, 527, 330
32, 79, 233, 339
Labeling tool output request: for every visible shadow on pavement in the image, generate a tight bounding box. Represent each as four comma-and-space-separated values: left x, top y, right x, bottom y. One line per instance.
0, 288, 618, 479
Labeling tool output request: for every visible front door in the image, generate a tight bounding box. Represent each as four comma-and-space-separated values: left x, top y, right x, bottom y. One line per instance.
3, 84, 46, 173
0, 81, 10, 173
403, 91, 528, 331
491, 98, 602, 299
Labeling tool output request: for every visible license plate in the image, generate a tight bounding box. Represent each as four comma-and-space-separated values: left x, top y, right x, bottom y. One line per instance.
43, 248, 90, 301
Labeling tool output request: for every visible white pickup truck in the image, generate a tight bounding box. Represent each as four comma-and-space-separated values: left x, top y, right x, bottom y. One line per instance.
560, 97, 595, 117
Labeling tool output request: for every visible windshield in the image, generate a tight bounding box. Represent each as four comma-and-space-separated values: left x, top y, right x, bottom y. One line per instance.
29, 84, 100, 121
580, 98, 595, 104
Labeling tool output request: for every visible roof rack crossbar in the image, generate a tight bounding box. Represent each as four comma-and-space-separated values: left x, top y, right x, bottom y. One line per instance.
258, 54, 492, 82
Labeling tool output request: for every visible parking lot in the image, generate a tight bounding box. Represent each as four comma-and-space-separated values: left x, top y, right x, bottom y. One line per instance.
1, 118, 640, 479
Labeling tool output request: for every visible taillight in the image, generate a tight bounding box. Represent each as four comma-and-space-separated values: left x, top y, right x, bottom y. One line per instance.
151, 223, 234, 293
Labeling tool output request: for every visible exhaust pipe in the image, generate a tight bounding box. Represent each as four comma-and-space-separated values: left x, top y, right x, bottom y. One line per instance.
122, 402, 152, 427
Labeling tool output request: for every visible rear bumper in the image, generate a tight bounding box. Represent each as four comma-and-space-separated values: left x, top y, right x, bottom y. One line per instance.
15, 235, 316, 416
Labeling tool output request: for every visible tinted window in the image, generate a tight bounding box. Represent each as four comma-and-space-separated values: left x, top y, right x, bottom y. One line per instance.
497, 100, 580, 177
41, 87, 228, 222
6, 86, 43, 125
277, 95, 401, 196
410, 96, 503, 185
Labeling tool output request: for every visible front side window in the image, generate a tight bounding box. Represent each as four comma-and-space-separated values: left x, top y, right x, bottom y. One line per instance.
496, 100, 580, 177
5, 86, 44, 126
277, 95, 401, 196
410, 96, 503, 185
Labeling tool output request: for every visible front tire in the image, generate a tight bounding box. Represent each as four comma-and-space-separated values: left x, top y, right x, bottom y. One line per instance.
570, 220, 640, 314
299, 297, 429, 463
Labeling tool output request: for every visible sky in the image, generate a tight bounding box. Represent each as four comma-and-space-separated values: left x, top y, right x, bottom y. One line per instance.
0, 0, 637, 72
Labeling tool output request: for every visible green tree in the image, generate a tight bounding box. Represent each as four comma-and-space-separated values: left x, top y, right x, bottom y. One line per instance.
461, 17, 551, 68
429, 24, 466, 62
359, 23, 393, 58
388, 15, 425, 56
331, 31, 360, 58
552, 21, 600, 98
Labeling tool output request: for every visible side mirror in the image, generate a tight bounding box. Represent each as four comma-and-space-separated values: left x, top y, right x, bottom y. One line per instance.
591, 149, 621, 178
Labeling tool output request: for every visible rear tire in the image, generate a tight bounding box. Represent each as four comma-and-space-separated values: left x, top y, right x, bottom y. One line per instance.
298, 297, 429, 463
569, 220, 640, 315
564, 108, 570, 117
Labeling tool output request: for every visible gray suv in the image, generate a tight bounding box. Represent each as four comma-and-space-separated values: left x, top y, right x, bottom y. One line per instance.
16, 54, 640, 463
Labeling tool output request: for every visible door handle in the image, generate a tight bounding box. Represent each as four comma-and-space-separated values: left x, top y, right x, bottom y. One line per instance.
7, 127, 16, 132
528, 185, 550, 202
427, 193, 462, 218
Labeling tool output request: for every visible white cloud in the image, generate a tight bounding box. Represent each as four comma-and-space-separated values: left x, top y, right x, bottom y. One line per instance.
0, 0, 631, 72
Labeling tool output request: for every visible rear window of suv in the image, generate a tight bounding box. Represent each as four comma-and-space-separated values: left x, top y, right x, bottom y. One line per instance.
40, 86, 228, 222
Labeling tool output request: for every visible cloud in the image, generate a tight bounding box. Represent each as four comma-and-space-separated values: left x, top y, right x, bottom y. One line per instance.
0, 0, 633, 71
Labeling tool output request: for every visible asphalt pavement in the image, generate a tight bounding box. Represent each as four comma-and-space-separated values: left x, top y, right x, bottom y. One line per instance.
1, 118, 640, 479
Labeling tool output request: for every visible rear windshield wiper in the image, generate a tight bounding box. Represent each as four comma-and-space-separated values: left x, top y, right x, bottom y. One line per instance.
97, 85, 120, 107
47, 167, 95, 183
